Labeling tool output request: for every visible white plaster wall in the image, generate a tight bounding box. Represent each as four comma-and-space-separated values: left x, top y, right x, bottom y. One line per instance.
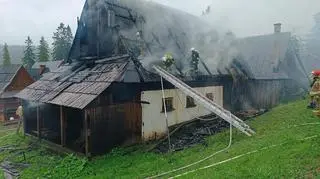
141, 86, 223, 141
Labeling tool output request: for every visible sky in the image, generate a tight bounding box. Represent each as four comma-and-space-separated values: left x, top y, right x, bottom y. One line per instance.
1, 0, 320, 45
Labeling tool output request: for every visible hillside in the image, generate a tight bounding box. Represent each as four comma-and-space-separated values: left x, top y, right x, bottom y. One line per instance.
0, 100, 320, 178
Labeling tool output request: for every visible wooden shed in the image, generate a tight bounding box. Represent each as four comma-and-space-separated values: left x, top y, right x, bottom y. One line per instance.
0, 65, 34, 122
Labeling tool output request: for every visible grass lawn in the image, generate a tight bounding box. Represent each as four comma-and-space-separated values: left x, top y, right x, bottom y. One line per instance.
0, 100, 320, 178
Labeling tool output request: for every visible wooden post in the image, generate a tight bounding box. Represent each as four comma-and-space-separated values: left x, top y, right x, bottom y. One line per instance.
60, 106, 65, 146
84, 110, 90, 157
37, 104, 41, 139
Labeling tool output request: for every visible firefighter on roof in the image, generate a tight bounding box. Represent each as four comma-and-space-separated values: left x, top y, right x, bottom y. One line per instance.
190, 48, 200, 75
162, 53, 175, 70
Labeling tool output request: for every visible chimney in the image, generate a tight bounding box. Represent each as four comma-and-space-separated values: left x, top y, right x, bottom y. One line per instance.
274, 23, 281, 33
39, 65, 46, 75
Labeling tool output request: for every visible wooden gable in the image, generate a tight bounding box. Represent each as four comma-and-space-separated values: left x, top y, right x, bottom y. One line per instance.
5, 67, 34, 92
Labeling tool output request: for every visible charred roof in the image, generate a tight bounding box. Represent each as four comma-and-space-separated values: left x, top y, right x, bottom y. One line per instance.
69, 0, 215, 66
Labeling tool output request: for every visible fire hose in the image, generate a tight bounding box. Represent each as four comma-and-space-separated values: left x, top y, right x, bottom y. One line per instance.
146, 122, 320, 179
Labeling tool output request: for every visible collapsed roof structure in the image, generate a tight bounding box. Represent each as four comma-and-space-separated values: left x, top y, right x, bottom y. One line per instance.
69, 0, 217, 75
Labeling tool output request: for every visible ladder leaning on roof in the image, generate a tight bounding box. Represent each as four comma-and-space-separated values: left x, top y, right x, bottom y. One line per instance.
153, 65, 256, 136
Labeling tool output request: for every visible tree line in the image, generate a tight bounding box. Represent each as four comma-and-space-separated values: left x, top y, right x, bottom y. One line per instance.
1, 23, 73, 68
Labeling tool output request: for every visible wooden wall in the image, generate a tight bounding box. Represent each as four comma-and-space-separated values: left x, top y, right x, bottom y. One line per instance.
88, 102, 142, 155
5, 67, 34, 92
223, 79, 287, 111
248, 80, 283, 109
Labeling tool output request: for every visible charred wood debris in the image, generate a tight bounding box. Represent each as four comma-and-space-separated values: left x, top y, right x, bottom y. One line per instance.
0, 138, 54, 177
153, 109, 267, 153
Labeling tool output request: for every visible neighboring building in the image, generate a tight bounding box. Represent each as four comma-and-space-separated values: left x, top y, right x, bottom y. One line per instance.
0, 65, 34, 121
29, 60, 63, 80
217, 23, 309, 110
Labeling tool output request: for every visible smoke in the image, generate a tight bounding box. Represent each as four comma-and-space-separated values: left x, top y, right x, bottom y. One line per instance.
23, 101, 47, 111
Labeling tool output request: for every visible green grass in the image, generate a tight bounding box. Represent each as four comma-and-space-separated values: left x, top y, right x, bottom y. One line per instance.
1, 100, 320, 178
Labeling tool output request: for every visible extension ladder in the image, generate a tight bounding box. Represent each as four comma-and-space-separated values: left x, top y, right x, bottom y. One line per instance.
153, 65, 255, 136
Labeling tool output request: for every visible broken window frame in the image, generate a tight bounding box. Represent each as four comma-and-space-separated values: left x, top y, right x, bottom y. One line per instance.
161, 97, 174, 112
186, 96, 196, 108
206, 93, 214, 101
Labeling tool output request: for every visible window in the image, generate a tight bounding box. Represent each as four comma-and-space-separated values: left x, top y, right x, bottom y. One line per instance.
161, 97, 174, 112
186, 96, 196, 108
206, 93, 214, 101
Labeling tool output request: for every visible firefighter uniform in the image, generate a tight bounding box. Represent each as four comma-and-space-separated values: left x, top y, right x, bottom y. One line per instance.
162, 53, 175, 70
190, 48, 200, 71
308, 70, 320, 109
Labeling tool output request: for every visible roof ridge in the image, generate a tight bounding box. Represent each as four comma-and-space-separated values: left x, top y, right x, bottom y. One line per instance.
238, 32, 291, 41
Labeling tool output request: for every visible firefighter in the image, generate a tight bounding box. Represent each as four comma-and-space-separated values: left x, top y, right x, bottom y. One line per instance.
189, 48, 200, 76
308, 70, 320, 109
190, 48, 200, 71
162, 53, 175, 70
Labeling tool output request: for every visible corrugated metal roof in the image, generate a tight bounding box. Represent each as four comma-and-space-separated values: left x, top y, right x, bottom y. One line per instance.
16, 56, 130, 109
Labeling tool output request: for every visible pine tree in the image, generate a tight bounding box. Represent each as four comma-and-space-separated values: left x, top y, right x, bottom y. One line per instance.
37, 36, 50, 62
2, 43, 11, 65
52, 23, 73, 61
22, 36, 36, 69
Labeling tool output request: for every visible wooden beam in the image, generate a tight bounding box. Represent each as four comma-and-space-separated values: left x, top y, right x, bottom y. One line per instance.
84, 110, 90, 157
37, 104, 41, 139
60, 106, 65, 146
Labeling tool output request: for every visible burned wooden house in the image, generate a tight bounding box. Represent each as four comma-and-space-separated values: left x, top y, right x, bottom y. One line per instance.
217, 23, 309, 110
0, 65, 34, 122
16, 0, 228, 156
